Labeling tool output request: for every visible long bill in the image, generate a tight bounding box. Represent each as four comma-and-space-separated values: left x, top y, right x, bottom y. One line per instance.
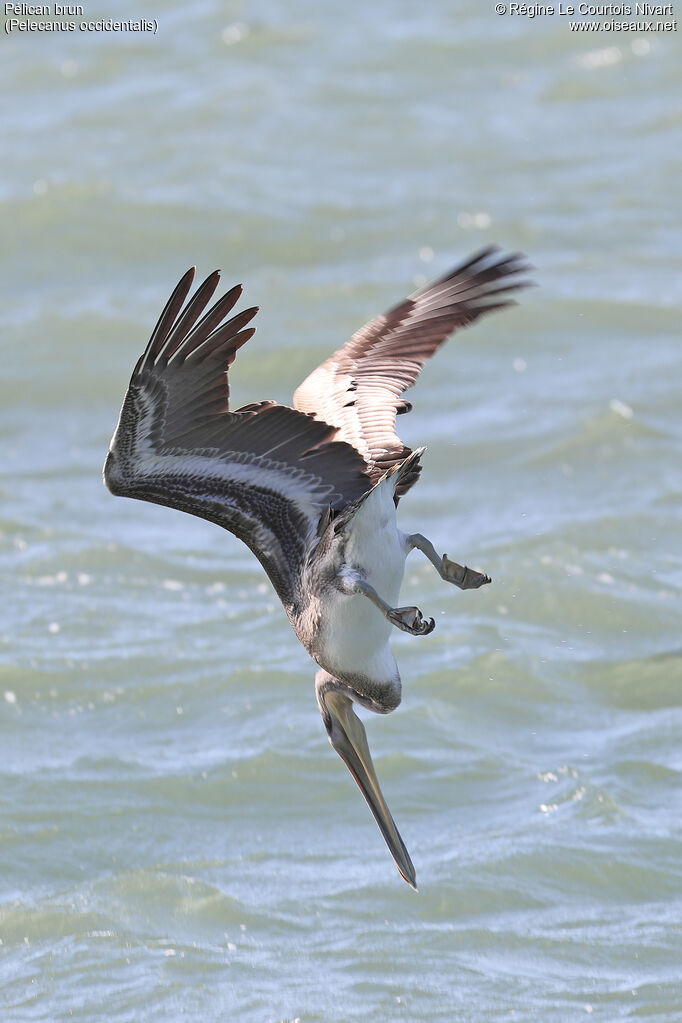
321, 688, 417, 890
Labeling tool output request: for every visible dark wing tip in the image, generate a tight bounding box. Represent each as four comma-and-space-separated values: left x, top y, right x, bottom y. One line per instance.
134, 269, 255, 379
136, 267, 198, 372
459, 245, 533, 279
415, 247, 535, 317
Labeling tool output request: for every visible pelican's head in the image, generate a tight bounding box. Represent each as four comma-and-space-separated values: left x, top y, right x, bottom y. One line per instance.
315, 670, 417, 890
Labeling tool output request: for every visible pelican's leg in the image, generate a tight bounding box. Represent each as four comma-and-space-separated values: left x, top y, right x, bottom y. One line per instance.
338, 568, 435, 636
408, 533, 491, 590
315, 669, 417, 890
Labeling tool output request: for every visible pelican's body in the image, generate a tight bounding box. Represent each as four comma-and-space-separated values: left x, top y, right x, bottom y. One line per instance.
301, 474, 405, 685
104, 247, 531, 887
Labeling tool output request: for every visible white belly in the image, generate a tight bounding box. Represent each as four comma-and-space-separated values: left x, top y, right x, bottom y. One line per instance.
319, 479, 408, 682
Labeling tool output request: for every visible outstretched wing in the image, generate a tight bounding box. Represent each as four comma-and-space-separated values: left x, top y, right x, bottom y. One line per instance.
293, 247, 532, 496
104, 268, 371, 610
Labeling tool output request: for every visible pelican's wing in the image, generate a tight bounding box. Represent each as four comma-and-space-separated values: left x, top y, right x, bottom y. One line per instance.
294, 247, 532, 495
104, 268, 371, 608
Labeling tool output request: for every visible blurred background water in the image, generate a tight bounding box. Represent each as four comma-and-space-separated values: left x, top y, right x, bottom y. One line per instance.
1, 1, 681, 1020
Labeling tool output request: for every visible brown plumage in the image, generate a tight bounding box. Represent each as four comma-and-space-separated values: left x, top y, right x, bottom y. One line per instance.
294, 246, 530, 495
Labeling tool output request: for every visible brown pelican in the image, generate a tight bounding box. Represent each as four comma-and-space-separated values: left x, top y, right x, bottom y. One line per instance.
104, 247, 531, 889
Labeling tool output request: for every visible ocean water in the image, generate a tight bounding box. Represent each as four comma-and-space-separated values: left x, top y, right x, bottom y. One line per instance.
1, 1, 681, 1020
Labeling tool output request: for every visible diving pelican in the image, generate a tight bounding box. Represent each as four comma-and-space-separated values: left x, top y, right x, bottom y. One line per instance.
104, 246, 531, 888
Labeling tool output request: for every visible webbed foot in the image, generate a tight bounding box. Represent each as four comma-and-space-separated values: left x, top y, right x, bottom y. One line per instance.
387, 605, 435, 636
442, 556, 491, 590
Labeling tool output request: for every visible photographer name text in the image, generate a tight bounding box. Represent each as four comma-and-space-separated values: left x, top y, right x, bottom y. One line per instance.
499, 3, 672, 12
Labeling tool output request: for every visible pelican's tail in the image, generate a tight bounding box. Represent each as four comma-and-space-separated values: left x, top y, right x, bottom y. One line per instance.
328, 447, 425, 538
380, 445, 425, 500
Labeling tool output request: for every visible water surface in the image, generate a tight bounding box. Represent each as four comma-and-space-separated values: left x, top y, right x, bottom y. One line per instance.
1, 2, 681, 1020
